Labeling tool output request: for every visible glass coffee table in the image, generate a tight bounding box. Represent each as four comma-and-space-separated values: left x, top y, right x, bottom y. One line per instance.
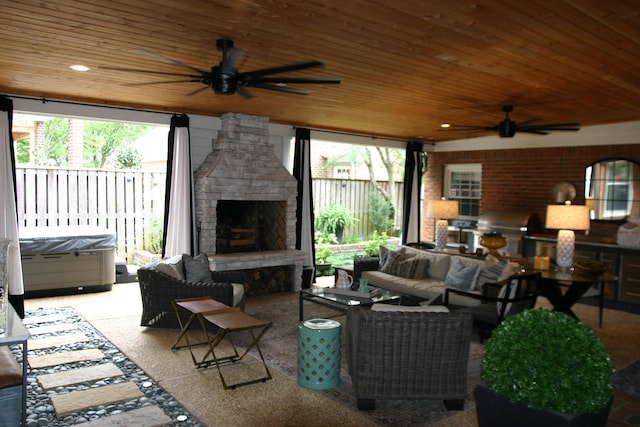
299, 286, 403, 321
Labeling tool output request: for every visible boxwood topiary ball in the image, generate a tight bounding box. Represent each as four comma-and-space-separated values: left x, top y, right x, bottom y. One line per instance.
482, 308, 613, 414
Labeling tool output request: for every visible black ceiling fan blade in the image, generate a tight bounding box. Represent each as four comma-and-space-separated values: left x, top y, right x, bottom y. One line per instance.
516, 118, 542, 127
124, 79, 203, 86
131, 49, 206, 74
236, 86, 254, 99
184, 85, 211, 96
519, 129, 550, 135
242, 61, 324, 78
520, 123, 580, 131
247, 83, 311, 95
250, 77, 341, 84
100, 67, 202, 78
442, 125, 497, 131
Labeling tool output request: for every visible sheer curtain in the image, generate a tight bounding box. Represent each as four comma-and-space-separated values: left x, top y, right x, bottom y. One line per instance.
162, 114, 197, 258
293, 128, 315, 268
0, 96, 25, 317
401, 141, 425, 245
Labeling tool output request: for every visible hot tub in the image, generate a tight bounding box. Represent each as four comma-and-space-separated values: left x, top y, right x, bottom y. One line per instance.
19, 226, 116, 296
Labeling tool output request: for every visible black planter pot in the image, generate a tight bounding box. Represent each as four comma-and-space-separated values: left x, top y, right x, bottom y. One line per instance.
475, 382, 613, 427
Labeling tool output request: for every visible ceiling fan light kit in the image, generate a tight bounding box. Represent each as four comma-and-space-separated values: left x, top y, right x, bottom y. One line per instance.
103, 38, 340, 98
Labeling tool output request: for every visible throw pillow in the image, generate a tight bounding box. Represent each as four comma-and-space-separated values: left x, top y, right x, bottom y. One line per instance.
380, 248, 405, 274
444, 257, 479, 291
371, 303, 450, 313
378, 245, 391, 270
182, 253, 211, 282
386, 256, 431, 279
476, 259, 509, 292
155, 255, 184, 280
451, 255, 484, 289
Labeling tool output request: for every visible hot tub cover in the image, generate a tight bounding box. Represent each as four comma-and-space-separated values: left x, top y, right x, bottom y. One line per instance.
19, 226, 117, 254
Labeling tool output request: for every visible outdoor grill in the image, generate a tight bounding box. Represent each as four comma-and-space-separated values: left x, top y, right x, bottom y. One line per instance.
473, 211, 542, 256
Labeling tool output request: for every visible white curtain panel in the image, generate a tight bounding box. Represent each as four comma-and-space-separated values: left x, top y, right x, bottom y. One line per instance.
294, 128, 315, 267
164, 124, 193, 257
0, 104, 25, 297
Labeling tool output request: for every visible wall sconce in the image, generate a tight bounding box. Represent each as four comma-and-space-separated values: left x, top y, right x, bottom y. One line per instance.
545, 202, 590, 269
427, 198, 459, 250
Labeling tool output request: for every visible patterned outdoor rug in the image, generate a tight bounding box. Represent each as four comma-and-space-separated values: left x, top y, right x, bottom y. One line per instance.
22, 307, 200, 426
241, 298, 484, 427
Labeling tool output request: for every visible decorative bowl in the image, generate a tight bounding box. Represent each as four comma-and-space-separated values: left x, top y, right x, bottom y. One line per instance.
574, 259, 607, 278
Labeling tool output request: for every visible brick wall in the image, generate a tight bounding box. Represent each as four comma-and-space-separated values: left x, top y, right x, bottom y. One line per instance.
423, 144, 640, 241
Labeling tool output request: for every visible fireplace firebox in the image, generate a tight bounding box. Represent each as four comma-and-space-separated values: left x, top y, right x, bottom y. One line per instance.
216, 200, 287, 254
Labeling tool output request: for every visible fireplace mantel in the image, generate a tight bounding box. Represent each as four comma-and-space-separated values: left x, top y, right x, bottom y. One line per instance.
208, 250, 306, 291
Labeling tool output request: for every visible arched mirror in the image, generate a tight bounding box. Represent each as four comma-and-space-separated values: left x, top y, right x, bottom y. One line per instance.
584, 158, 640, 221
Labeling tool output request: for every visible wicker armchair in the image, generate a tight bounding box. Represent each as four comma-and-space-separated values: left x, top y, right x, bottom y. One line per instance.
444, 271, 540, 341
346, 307, 473, 410
137, 264, 245, 328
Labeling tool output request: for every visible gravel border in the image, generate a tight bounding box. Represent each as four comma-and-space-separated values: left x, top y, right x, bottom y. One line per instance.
17, 307, 202, 426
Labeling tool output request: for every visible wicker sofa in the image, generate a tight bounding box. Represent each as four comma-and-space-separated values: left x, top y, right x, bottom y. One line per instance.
346, 306, 473, 410
137, 254, 245, 328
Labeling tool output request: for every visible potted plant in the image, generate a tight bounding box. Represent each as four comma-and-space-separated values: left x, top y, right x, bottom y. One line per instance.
476, 308, 614, 427
315, 205, 357, 243
314, 246, 333, 276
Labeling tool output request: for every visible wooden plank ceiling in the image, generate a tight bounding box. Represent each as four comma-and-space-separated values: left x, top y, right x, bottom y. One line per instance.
1, 0, 639, 142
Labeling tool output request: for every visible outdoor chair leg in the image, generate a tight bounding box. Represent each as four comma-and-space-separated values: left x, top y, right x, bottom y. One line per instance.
444, 399, 464, 410
357, 398, 376, 410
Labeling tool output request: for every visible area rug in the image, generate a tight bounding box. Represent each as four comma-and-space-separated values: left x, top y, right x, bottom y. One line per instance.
23, 307, 201, 426
241, 299, 485, 426
614, 359, 640, 397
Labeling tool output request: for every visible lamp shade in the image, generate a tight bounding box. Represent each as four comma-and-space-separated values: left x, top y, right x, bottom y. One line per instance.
545, 203, 590, 231
427, 199, 459, 219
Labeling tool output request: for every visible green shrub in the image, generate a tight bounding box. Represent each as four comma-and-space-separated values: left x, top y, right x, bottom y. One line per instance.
362, 230, 388, 256
483, 308, 613, 414
315, 246, 333, 264
368, 191, 394, 234
143, 219, 163, 253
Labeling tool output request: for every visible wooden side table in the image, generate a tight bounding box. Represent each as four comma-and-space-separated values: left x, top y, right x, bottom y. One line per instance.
200, 308, 272, 389
172, 296, 230, 366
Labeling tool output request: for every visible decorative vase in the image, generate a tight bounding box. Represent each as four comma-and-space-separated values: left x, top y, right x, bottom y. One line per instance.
0, 238, 10, 334
475, 382, 612, 427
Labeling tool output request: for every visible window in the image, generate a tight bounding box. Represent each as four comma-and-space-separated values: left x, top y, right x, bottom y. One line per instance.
444, 164, 482, 220
585, 159, 638, 221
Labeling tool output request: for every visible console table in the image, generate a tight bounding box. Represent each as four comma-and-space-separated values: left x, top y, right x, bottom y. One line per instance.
523, 235, 640, 304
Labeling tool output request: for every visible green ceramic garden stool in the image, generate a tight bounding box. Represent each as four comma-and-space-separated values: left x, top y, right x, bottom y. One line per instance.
297, 318, 342, 389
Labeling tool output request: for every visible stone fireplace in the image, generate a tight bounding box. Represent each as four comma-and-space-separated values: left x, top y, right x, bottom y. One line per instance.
194, 113, 306, 291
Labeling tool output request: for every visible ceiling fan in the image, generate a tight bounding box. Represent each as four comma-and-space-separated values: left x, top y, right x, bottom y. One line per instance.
443, 105, 580, 137
102, 39, 341, 98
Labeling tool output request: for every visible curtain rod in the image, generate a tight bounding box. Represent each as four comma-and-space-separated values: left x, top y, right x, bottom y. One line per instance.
298, 125, 419, 144
6, 94, 177, 116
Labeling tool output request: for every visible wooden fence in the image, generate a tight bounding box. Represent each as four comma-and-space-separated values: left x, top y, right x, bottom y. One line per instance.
16, 166, 166, 262
312, 178, 405, 239
15, 167, 404, 261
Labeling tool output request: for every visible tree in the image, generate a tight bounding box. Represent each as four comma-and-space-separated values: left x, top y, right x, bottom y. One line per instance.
83, 121, 150, 168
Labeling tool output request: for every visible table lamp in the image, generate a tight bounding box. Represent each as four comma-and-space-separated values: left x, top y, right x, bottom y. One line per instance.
427, 198, 459, 250
545, 201, 590, 269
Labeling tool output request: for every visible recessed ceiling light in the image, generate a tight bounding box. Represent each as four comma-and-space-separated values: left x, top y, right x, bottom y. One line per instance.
440, 123, 451, 128
70, 65, 91, 72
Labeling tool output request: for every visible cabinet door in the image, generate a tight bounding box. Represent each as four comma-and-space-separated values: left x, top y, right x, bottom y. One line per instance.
620, 256, 640, 303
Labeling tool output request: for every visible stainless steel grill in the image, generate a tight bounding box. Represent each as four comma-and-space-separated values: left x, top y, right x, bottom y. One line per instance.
473, 211, 542, 256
